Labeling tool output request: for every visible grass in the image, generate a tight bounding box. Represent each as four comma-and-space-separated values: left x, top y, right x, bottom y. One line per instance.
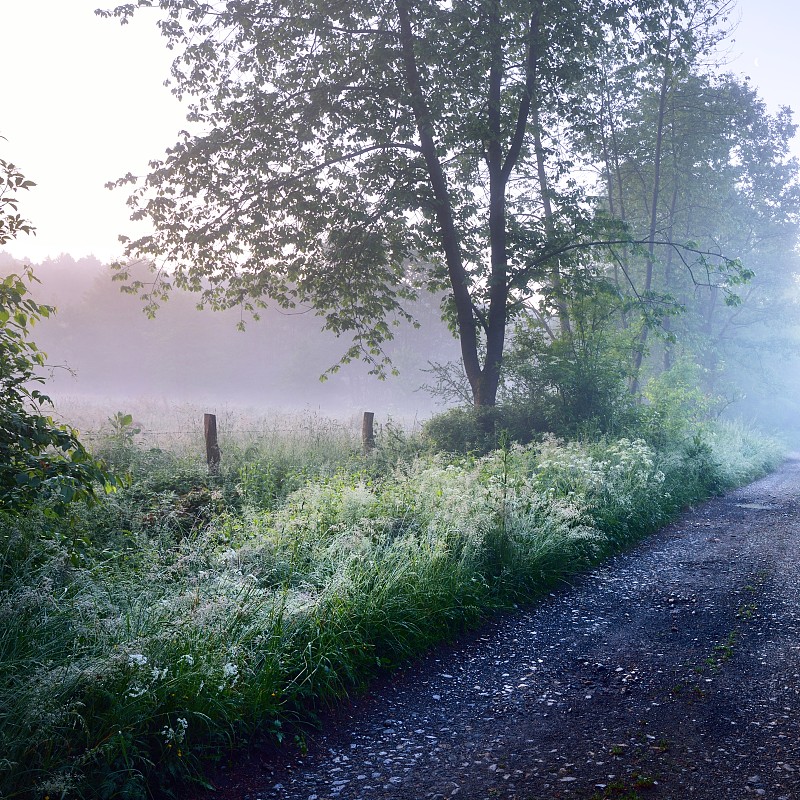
0, 410, 785, 799
590, 774, 657, 799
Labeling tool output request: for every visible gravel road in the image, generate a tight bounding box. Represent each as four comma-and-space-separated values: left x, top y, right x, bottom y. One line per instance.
195, 456, 800, 800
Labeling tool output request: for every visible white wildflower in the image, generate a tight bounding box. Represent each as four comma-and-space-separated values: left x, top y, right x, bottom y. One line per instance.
222, 662, 239, 678
218, 661, 240, 689
128, 654, 147, 667
162, 716, 189, 744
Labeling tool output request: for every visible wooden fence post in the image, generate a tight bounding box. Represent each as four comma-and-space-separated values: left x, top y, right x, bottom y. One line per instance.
362, 411, 375, 454
204, 413, 221, 474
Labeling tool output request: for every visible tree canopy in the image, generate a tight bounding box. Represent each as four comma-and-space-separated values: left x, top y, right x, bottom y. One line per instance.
102, 0, 767, 407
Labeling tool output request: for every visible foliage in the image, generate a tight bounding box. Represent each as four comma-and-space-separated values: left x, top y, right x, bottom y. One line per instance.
423, 282, 643, 451
0, 419, 782, 798
0, 157, 36, 246
585, 40, 800, 393
92, 411, 142, 470
702, 419, 785, 486
421, 403, 546, 454
0, 157, 117, 514
78, 409, 417, 547
502, 283, 638, 436
637, 359, 718, 447
92, 0, 794, 424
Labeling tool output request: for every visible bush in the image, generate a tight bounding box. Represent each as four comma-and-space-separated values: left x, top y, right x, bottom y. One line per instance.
637, 360, 718, 448
501, 286, 638, 437
0, 157, 114, 513
422, 403, 548, 454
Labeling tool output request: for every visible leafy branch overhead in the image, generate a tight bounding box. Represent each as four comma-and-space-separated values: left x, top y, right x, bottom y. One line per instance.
0, 158, 36, 246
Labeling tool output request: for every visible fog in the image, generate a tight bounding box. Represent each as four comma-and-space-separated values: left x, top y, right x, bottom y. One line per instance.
3, 240, 800, 444
0, 251, 460, 426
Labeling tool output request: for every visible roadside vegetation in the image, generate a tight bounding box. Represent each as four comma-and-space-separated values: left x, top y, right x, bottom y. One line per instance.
0, 400, 783, 799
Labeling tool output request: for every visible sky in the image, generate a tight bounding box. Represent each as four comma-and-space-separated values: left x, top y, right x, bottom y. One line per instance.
1, 0, 799, 264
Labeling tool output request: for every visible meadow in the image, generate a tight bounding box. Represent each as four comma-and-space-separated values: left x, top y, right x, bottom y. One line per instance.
0, 401, 784, 799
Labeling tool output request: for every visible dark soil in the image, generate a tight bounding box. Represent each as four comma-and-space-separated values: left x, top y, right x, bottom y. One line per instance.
186, 456, 800, 800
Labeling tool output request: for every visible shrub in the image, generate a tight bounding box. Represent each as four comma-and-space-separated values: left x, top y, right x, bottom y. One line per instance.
638, 360, 718, 448
422, 403, 548, 454
0, 157, 117, 514
501, 286, 638, 437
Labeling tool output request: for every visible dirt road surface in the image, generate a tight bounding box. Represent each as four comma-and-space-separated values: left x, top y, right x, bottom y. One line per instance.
195, 456, 800, 800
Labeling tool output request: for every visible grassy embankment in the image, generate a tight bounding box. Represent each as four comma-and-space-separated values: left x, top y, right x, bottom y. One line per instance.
0, 405, 784, 799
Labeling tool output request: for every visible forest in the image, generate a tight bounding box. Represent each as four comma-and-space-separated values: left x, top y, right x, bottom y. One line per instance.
1, 0, 799, 797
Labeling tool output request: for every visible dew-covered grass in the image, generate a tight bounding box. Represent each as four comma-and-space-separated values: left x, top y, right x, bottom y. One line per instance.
0, 408, 784, 799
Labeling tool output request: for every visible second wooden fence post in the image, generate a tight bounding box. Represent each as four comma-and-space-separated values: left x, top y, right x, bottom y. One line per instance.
204, 413, 221, 474
362, 411, 375, 454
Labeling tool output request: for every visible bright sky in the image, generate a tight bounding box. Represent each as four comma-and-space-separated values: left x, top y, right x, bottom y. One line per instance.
0, 0, 798, 263
1, 0, 183, 263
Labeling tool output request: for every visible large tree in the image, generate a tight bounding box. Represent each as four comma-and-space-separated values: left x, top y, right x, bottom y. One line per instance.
99, 0, 614, 406
577, 0, 742, 386
588, 54, 800, 397
102, 0, 745, 407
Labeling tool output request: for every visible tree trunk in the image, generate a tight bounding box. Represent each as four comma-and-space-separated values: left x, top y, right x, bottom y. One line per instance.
532, 105, 572, 339
598, 59, 632, 330
395, 0, 484, 403
481, 0, 510, 409
662, 117, 682, 373
395, 0, 544, 408
630, 1, 678, 393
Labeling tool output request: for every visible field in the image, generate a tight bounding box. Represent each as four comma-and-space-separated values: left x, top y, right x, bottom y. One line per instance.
0, 400, 785, 799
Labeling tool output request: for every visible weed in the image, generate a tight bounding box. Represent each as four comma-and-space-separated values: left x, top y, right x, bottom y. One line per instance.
591, 773, 656, 799
294, 732, 309, 757
714, 631, 738, 662
736, 603, 758, 620
632, 773, 655, 788
591, 780, 642, 800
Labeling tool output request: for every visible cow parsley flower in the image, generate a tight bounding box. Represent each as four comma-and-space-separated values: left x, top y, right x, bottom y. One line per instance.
223, 662, 239, 679
162, 716, 188, 744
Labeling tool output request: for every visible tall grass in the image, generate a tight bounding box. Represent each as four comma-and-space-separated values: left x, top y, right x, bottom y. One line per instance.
0, 417, 784, 799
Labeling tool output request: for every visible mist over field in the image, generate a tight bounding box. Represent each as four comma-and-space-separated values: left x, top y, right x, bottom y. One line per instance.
0, 251, 461, 424
2, 247, 799, 443
0, 246, 796, 444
